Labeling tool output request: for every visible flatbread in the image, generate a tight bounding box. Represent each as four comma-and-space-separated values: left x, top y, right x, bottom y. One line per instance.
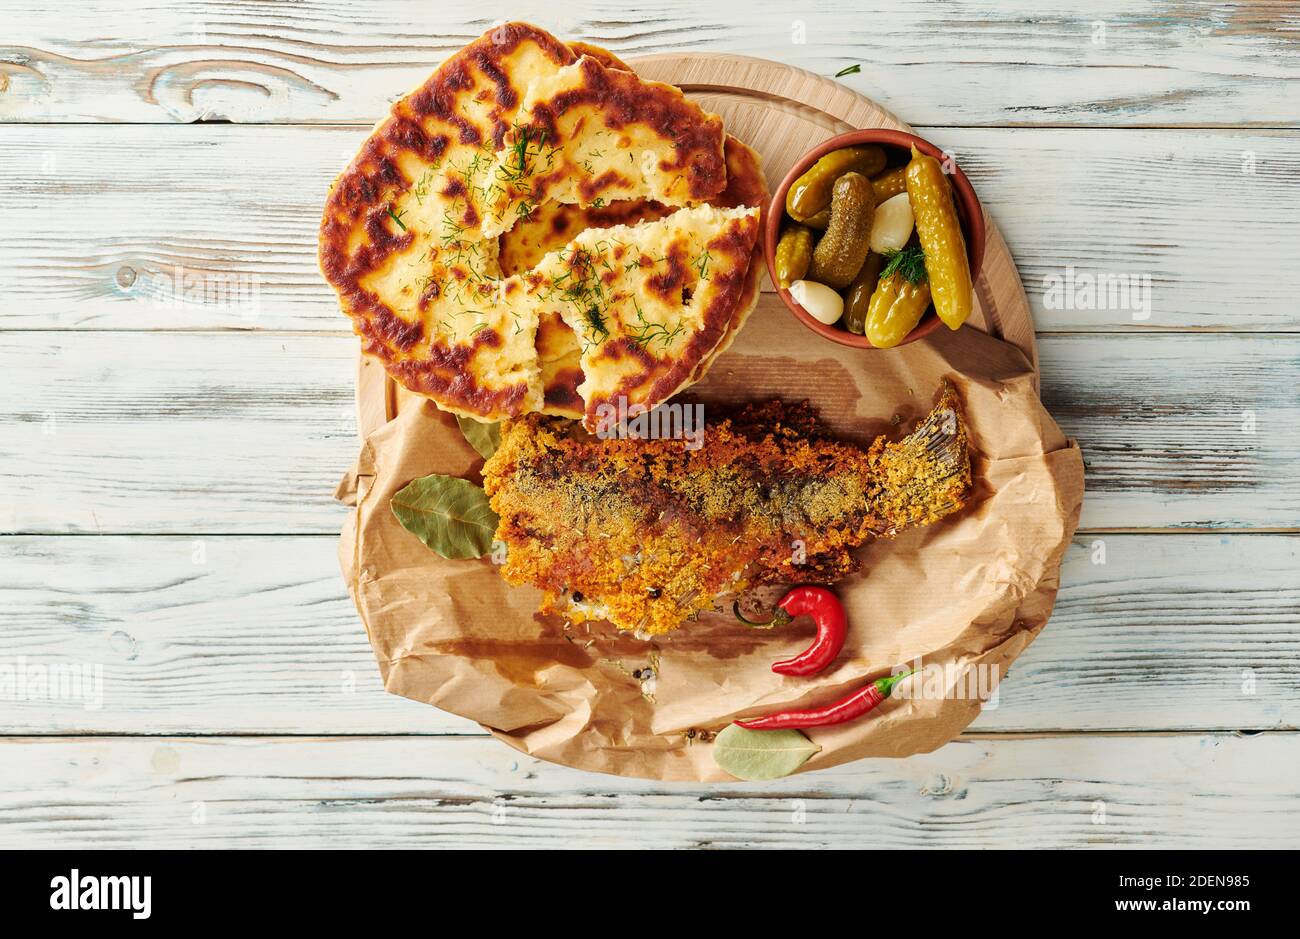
478, 55, 727, 238
521, 204, 761, 431
319, 22, 759, 424
500, 135, 767, 418
319, 23, 576, 420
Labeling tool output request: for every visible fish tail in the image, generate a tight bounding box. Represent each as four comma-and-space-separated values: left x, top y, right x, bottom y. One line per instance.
873, 381, 972, 531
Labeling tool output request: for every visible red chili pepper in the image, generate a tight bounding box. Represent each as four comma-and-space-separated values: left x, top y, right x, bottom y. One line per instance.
733, 586, 847, 677
736, 670, 914, 730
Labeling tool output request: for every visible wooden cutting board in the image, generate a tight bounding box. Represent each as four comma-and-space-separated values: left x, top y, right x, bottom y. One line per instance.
354, 53, 1035, 437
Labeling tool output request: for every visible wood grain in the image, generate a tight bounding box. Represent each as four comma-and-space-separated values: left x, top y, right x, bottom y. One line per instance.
2, 125, 1294, 332
1, 1, 1295, 843
2, 1, 1297, 127
1038, 334, 1300, 530
0, 534, 1294, 736
1, 734, 1296, 848
1, 331, 1294, 534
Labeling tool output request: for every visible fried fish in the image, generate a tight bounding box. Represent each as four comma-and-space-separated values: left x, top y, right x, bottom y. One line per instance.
482, 384, 973, 635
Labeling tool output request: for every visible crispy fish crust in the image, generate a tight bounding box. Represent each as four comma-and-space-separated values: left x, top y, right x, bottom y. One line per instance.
482, 384, 973, 635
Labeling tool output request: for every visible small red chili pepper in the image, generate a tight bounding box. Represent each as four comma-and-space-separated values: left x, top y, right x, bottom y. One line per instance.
733, 586, 847, 677
736, 670, 915, 731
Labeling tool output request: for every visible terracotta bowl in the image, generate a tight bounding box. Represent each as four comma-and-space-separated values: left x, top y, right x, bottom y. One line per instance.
764, 128, 986, 349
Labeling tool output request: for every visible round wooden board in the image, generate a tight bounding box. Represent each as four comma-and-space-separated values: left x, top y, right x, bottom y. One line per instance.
355, 53, 1036, 435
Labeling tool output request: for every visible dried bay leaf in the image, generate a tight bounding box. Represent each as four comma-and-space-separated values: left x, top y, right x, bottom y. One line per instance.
713, 724, 821, 781
391, 474, 499, 559
456, 415, 501, 460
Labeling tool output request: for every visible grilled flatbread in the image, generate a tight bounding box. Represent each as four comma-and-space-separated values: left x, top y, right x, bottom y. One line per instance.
499, 135, 766, 418
479, 55, 727, 238
320, 23, 577, 419
319, 22, 759, 424
522, 204, 761, 431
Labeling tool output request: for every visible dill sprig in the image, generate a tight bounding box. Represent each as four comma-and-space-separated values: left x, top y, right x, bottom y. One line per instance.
385, 206, 408, 231
835, 64, 862, 78
626, 299, 683, 353
880, 245, 928, 284
692, 247, 713, 280
582, 305, 609, 345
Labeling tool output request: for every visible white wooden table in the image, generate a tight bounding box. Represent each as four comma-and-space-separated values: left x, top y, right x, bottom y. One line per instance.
2, 1, 1298, 849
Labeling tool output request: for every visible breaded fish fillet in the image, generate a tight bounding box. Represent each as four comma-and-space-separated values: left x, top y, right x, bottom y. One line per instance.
482, 384, 972, 635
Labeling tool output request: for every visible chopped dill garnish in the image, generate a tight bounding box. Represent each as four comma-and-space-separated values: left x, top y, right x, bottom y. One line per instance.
835, 64, 862, 78
880, 245, 928, 284
692, 247, 713, 280
627, 299, 683, 352
591, 197, 607, 209
385, 206, 408, 231
411, 167, 440, 206
583, 305, 609, 345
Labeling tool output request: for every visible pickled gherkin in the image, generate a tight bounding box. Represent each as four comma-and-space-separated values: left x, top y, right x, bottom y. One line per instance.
808, 172, 875, 289
843, 253, 884, 335
804, 164, 907, 229
774, 224, 813, 289
905, 145, 972, 330
802, 206, 831, 230
871, 165, 908, 201
866, 271, 932, 348
786, 145, 887, 222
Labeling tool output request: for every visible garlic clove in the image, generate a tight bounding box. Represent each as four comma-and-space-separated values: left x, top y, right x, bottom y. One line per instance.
868, 192, 915, 254
789, 279, 845, 325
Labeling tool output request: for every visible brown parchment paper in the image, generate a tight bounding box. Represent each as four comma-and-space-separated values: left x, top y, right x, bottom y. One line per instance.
335, 306, 1084, 781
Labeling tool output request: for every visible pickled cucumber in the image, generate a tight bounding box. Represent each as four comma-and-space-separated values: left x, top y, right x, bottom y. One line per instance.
842, 253, 884, 335
774, 224, 813, 289
871, 165, 908, 201
808, 172, 875, 289
866, 271, 932, 348
802, 206, 831, 230
905, 145, 972, 330
786, 145, 887, 222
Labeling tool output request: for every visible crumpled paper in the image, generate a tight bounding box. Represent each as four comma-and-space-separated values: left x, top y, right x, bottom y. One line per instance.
335, 304, 1084, 780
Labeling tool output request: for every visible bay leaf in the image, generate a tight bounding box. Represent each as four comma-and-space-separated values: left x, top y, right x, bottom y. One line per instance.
713, 724, 821, 781
456, 415, 501, 460
390, 474, 499, 559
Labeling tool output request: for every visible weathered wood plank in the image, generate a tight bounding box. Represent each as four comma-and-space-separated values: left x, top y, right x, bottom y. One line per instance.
0, 734, 1294, 848
1038, 334, 1300, 530
0, 534, 1294, 735
2, 125, 1294, 332
0, 332, 356, 534
0, 534, 478, 735
2, 1, 1297, 127
1, 331, 1295, 534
